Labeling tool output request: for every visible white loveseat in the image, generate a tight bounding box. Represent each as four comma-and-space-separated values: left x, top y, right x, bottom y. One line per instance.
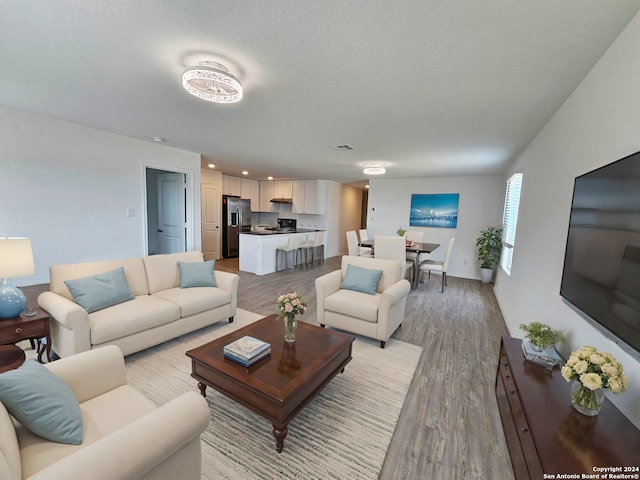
315, 255, 410, 348
38, 251, 239, 358
0, 345, 210, 480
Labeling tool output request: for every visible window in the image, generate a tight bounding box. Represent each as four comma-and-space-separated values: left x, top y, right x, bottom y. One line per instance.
501, 173, 523, 275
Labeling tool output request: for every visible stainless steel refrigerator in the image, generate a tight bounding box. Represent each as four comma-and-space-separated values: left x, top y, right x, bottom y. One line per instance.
222, 195, 252, 258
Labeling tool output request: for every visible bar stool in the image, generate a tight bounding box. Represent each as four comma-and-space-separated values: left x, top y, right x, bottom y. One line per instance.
276, 236, 303, 271
300, 231, 325, 266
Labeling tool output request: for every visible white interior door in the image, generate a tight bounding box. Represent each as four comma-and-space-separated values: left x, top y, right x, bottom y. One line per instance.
201, 183, 221, 260
157, 173, 186, 254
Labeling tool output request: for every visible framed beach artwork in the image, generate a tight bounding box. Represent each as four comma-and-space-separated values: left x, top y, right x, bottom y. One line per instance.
409, 193, 459, 228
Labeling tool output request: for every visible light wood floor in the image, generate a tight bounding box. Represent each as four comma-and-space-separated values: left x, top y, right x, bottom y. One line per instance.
216, 256, 515, 480
26, 256, 514, 479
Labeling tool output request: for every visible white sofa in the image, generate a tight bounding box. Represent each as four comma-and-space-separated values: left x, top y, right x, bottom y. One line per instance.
0, 345, 210, 480
38, 251, 239, 358
315, 255, 411, 348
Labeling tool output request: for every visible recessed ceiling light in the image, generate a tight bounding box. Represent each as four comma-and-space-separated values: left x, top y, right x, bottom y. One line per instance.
207, 163, 215, 169
267, 176, 273, 181
151, 136, 165, 142
242, 171, 248, 175
365, 185, 370, 189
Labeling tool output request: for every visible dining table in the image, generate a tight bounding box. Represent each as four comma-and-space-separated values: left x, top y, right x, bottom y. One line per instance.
359, 239, 440, 290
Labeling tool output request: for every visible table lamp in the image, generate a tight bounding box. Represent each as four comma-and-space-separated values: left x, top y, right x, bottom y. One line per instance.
0, 237, 35, 319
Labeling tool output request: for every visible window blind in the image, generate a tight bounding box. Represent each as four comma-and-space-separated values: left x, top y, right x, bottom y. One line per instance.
502, 173, 523, 248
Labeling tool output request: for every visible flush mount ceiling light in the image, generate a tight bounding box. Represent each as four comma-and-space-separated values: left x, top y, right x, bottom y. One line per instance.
363, 162, 387, 175
182, 61, 243, 103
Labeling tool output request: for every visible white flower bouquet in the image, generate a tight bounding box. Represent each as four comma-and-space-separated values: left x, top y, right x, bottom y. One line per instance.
561, 346, 629, 414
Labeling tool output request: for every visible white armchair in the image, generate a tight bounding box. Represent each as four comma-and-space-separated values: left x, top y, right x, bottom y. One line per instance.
0, 346, 210, 480
315, 256, 411, 348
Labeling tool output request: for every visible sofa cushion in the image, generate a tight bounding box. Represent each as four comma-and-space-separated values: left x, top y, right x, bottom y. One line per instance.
64, 267, 135, 313
340, 264, 383, 295
0, 360, 82, 445
50, 257, 149, 299
324, 289, 381, 323
143, 251, 205, 294
153, 287, 231, 318
18, 384, 157, 479
90, 296, 180, 345
178, 260, 216, 288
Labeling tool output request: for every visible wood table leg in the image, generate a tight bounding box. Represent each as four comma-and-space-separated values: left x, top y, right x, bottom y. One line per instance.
197, 382, 207, 397
37, 335, 52, 363
272, 424, 288, 453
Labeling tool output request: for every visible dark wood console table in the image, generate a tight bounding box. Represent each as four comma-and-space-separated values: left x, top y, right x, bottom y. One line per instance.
496, 336, 640, 479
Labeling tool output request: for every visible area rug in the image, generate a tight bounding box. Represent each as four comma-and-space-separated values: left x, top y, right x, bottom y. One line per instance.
125, 309, 423, 480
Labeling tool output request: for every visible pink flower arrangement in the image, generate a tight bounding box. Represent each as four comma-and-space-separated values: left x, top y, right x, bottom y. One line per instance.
277, 292, 308, 319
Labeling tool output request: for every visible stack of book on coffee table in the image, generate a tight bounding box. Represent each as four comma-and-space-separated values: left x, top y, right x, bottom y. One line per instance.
223, 335, 271, 367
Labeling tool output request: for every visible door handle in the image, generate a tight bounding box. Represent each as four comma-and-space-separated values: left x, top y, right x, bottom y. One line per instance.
157, 229, 164, 233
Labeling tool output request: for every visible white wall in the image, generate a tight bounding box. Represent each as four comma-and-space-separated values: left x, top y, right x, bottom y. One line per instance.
494, 12, 640, 427
367, 176, 504, 279
1, 106, 202, 285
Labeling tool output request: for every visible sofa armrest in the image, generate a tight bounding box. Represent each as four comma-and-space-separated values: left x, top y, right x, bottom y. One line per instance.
377, 279, 411, 340
214, 270, 239, 314
315, 270, 343, 325
38, 291, 91, 357
28, 391, 210, 480
45, 345, 127, 403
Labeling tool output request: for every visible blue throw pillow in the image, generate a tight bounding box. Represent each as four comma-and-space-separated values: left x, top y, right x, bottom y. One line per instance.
178, 260, 216, 288
64, 267, 134, 313
0, 360, 83, 444
340, 264, 383, 295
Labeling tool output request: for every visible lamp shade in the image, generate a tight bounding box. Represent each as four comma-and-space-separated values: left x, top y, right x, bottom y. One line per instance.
0, 237, 35, 278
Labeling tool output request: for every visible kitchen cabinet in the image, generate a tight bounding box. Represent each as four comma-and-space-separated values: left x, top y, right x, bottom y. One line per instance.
259, 181, 276, 212
292, 180, 326, 214
241, 178, 260, 212
273, 180, 293, 199
221, 175, 242, 196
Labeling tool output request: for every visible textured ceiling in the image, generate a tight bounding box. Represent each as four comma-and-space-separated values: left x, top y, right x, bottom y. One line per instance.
1, 1, 638, 184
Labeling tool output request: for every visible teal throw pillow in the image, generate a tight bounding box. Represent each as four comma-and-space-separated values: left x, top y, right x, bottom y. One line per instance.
340, 264, 383, 295
64, 267, 134, 313
0, 360, 83, 444
178, 260, 216, 288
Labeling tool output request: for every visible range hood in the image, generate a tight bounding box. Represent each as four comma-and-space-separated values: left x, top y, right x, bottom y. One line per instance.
270, 198, 293, 204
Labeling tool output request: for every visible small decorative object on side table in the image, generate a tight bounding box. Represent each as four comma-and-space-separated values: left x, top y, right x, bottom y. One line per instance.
560, 346, 628, 416
0, 308, 52, 363
276, 292, 308, 343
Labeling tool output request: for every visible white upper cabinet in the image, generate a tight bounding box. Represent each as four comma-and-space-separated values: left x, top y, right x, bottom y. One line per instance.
241, 178, 260, 212
273, 180, 293, 199
221, 175, 242, 196
259, 181, 275, 212
292, 180, 326, 214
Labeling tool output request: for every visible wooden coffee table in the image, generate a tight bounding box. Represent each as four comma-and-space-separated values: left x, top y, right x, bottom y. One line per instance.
186, 314, 355, 453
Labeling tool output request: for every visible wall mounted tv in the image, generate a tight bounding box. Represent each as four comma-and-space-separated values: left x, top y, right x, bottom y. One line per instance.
560, 150, 640, 355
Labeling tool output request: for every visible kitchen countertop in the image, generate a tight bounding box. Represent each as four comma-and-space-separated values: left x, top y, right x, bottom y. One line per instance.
242, 228, 325, 236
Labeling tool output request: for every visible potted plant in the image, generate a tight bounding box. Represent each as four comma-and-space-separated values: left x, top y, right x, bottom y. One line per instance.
476, 226, 502, 283
396, 228, 407, 237
519, 321, 564, 351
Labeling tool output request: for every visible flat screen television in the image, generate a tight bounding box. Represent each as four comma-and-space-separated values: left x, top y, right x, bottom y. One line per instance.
560, 150, 640, 355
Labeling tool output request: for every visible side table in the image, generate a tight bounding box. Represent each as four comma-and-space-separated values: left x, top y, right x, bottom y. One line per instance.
0, 309, 52, 363
0, 345, 26, 373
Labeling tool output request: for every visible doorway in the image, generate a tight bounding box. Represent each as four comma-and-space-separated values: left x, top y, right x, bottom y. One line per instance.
145, 167, 193, 255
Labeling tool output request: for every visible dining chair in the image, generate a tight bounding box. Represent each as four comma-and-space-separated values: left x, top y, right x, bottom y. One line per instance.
419, 237, 456, 292
405, 230, 424, 264
346, 230, 372, 257
373, 235, 412, 281
359, 229, 369, 242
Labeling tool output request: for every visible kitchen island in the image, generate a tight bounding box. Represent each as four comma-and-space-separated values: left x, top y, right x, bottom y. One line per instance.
239, 230, 325, 275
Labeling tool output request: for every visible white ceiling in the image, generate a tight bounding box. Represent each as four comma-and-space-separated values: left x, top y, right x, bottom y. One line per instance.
1, 1, 638, 184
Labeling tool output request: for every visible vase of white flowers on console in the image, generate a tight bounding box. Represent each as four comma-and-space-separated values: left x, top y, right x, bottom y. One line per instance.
561, 346, 629, 416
